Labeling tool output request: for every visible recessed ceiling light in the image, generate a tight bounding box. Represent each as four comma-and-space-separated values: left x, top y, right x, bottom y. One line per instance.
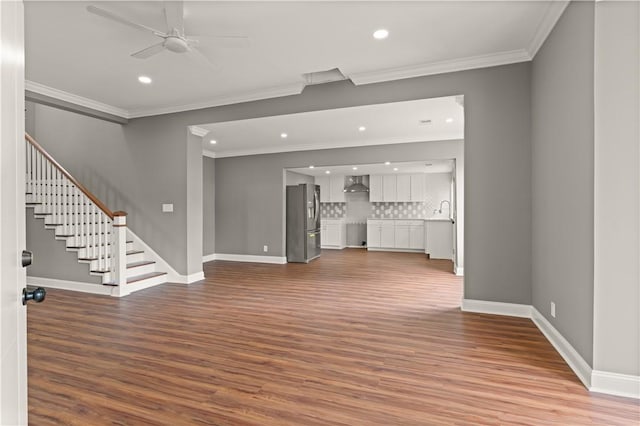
138, 75, 152, 84
325, 170, 331, 174
352, 166, 358, 170
210, 140, 217, 144
384, 161, 391, 166
393, 167, 399, 171
281, 133, 288, 138
446, 118, 454, 123
309, 165, 315, 169
373, 29, 389, 40
358, 126, 366, 132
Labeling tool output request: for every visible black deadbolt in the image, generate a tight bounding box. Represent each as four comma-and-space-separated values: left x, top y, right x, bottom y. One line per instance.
22, 250, 33, 268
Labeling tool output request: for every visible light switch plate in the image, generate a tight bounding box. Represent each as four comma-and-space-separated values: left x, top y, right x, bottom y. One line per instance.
162, 203, 174, 213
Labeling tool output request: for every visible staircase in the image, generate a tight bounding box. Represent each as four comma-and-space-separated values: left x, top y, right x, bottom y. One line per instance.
25, 134, 167, 297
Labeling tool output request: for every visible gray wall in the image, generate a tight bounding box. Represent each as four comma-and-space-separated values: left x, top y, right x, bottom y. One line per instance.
203, 156, 215, 256
593, 0, 639, 376
27, 102, 193, 275
26, 213, 102, 283
285, 170, 315, 186
531, 1, 595, 364
213, 64, 530, 304
217, 140, 462, 257
30, 61, 531, 305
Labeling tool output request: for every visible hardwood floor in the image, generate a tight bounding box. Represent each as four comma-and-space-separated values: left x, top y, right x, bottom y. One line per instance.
28, 249, 638, 425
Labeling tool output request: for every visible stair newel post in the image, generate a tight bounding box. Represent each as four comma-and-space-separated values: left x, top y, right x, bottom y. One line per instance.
112, 211, 129, 296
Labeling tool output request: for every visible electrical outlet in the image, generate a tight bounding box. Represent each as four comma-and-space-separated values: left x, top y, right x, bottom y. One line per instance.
550, 301, 556, 318
263, 245, 268, 253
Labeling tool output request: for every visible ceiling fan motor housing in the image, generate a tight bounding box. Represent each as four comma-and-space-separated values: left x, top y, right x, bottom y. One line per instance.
164, 36, 189, 53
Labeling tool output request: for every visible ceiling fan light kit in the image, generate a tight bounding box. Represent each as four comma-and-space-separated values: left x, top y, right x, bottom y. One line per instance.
86, 2, 249, 69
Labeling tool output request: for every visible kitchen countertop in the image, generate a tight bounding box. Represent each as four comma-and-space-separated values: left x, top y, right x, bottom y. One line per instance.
367, 217, 454, 222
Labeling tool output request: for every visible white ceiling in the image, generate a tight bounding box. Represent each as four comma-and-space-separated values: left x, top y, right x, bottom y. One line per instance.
24, 1, 567, 118
288, 160, 454, 177
199, 96, 463, 157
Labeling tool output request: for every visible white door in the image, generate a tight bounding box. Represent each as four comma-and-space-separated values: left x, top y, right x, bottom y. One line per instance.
369, 175, 383, 202
380, 223, 395, 248
0, 1, 28, 424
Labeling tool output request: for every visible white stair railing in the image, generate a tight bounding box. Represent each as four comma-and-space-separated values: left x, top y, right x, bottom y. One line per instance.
25, 134, 128, 294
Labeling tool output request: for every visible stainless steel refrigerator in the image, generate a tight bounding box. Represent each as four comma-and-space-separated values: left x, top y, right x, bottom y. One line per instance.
286, 184, 321, 263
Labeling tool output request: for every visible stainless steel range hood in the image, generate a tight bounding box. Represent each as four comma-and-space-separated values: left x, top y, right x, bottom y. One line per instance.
343, 175, 369, 193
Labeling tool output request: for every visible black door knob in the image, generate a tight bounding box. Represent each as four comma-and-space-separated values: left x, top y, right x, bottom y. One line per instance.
22, 287, 46, 305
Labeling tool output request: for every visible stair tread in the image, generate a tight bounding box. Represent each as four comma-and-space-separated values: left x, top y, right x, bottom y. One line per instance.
68, 242, 134, 250
127, 271, 167, 284
127, 260, 155, 269
78, 250, 144, 261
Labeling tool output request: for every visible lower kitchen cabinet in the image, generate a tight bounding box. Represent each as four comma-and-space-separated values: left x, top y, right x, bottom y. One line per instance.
425, 220, 453, 259
321, 220, 346, 249
367, 219, 423, 251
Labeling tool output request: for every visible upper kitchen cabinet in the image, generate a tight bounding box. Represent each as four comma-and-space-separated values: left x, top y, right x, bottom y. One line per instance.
369, 174, 426, 202
316, 175, 345, 203
369, 175, 383, 202
382, 175, 397, 201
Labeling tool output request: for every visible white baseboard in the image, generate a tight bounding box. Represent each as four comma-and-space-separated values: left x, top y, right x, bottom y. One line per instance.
213, 253, 287, 264
346, 245, 367, 249
203, 253, 216, 263
127, 228, 200, 284
170, 271, 205, 284
461, 299, 639, 399
367, 248, 424, 254
27, 276, 112, 296
531, 307, 592, 389
321, 246, 345, 250
455, 266, 464, 276
461, 299, 532, 318
591, 370, 640, 399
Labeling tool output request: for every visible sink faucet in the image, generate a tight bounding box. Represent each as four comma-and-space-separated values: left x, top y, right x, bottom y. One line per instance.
438, 200, 451, 214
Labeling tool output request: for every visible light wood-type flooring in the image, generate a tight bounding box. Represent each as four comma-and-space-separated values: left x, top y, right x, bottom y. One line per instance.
28, 249, 639, 425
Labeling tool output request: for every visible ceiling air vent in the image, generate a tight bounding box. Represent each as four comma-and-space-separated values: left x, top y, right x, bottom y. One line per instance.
418, 119, 432, 126
302, 68, 348, 86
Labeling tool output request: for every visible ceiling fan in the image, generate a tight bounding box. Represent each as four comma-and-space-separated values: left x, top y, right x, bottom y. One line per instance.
86, 2, 249, 70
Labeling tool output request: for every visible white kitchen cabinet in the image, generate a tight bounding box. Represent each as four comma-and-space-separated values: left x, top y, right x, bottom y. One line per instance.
367, 221, 381, 248
380, 222, 395, 247
321, 219, 346, 249
396, 175, 411, 201
410, 174, 426, 201
368, 219, 424, 251
382, 175, 397, 202
369, 175, 383, 202
329, 175, 345, 202
316, 175, 344, 203
409, 223, 425, 249
394, 224, 410, 248
425, 220, 453, 259
315, 176, 330, 202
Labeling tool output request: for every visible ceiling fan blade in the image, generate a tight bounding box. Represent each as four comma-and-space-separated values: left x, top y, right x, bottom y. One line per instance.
163, 1, 184, 34
188, 35, 250, 49
188, 47, 220, 72
87, 5, 166, 37
131, 42, 166, 59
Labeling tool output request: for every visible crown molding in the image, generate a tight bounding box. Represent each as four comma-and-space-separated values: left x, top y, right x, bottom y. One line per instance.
527, 0, 570, 58
25, 80, 130, 119
202, 149, 217, 159
211, 135, 461, 159
348, 49, 531, 86
127, 82, 306, 118
189, 126, 209, 137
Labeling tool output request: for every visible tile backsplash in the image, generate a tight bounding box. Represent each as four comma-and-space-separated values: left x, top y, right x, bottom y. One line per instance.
320, 202, 346, 219
370, 202, 428, 219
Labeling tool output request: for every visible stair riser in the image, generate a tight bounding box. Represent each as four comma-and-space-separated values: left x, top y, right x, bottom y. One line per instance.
85, 252, 145, 270
126, 274, 168, 294
72, 242, 135, 257
126, 263, 156, 278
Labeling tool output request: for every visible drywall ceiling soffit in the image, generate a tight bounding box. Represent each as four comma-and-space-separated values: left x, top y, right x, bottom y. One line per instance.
199, 96, 464, 158
25, 1, 569, 119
